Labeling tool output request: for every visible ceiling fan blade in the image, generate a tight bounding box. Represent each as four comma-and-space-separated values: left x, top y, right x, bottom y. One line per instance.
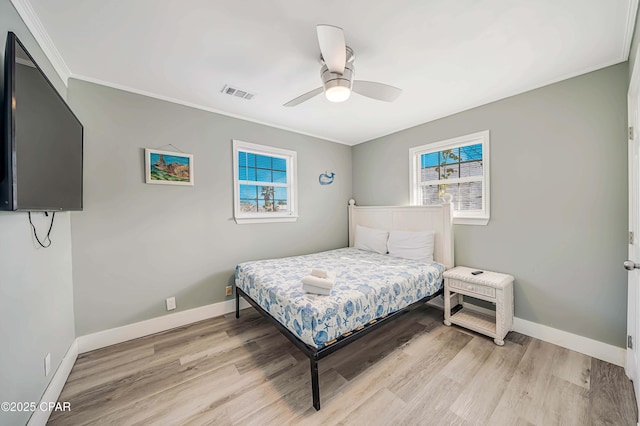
352, 81, 402, 102
316, 25, 346, 74
283, 87, 324, 107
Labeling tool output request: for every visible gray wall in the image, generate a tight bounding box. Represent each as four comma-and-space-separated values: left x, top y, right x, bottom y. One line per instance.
0, 1, 76, 425
353, 63, 629, 347
0, 12, 629, 426
67, 79, 352, 336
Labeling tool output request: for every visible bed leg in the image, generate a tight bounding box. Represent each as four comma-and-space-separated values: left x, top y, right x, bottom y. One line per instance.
311, 356, 320, 410
235, 289, 240, 319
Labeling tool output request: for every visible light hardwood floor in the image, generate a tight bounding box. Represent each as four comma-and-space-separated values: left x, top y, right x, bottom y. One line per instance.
49, 306, 637, 425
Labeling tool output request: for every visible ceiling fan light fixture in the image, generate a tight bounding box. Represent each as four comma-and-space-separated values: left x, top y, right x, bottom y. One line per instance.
325, 86, 351, 102
282, 29, 402, 107
321, 62, 353, 103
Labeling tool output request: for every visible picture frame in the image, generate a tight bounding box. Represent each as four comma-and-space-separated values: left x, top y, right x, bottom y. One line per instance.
145, 148, 194, 186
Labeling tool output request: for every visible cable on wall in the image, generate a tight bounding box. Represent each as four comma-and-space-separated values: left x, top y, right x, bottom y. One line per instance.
28, 211, 55, 248
154, 143, 186, 153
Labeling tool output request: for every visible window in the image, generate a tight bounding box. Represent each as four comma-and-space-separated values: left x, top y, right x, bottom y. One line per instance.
233, 140, 298, 224
409, 130, 490, 225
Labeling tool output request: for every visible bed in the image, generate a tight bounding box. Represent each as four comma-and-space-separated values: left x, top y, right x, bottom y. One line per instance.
235, 199, 454, 410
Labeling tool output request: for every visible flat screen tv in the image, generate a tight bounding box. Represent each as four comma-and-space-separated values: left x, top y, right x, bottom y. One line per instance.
1, 32, 83, 211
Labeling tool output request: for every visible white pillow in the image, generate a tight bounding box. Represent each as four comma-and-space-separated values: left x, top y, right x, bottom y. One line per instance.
354, 225, 389, 254
387, 230, 435, 263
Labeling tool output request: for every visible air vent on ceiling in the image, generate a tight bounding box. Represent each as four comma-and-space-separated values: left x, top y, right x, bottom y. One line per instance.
221, 85, 255, 100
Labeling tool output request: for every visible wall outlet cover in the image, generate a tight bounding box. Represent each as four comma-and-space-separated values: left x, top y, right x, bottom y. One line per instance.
166, 297, 176, 311
225, 286, 232, 296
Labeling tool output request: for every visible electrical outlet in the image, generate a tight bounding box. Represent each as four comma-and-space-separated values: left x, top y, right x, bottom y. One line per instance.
166, 297, 176, 311
44, 353, 51, 377
225, 286, 232, 296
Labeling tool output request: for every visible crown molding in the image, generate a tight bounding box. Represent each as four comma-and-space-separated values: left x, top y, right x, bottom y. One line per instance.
70, 74, 350, 145
10, 0, 71, 85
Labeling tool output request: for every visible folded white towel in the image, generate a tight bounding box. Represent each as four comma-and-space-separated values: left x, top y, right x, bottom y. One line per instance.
303, 283, 331, 296
309, 268, 328, 279
301, 275, 334, 289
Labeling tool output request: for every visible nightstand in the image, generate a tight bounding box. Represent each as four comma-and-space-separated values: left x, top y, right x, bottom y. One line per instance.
443, 266, 514, 346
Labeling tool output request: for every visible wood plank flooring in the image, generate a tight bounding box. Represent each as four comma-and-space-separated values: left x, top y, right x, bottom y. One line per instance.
48, 306, 637, 425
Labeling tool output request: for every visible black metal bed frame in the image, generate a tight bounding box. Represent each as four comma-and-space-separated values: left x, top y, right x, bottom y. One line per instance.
235, 287, 443, 410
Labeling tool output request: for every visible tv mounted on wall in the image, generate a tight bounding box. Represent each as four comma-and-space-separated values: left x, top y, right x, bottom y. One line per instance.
1, 32, 83, 211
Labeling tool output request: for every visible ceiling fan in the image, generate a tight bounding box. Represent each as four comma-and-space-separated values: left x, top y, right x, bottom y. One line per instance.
283, 25, 402, 107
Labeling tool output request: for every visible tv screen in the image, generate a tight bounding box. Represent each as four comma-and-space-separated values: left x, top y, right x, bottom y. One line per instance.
1, 32, 83, 211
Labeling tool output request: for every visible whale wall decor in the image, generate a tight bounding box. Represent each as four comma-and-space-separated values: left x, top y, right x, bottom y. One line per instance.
319, 172, 335, 185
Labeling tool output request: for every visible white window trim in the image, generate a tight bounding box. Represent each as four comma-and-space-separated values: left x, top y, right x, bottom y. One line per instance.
233, 140, 298, 224
409, 130, 490, 226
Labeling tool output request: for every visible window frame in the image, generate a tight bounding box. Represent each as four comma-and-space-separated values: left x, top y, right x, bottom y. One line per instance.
233, 140, 298, 224
409, 130, 490, 226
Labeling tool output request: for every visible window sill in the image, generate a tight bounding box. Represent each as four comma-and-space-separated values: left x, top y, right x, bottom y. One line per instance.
454, 216, 489, 226
234, 216, 299, 225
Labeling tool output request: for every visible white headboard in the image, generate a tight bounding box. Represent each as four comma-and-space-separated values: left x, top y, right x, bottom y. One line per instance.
348, 200, 454, 269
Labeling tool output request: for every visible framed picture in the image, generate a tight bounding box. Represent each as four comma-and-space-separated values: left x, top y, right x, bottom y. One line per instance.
145, 148, 194, 186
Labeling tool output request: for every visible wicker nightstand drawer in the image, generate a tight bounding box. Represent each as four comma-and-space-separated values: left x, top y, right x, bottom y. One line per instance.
447, 278, 496, 299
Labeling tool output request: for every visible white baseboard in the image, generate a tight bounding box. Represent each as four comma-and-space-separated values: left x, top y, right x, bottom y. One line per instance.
77, 298, 250, 354
76, 295, 625, 368
512, 317, 626, 367
28, 299, 252, 424
27, 340, 78, 426
461, 302, 625, 367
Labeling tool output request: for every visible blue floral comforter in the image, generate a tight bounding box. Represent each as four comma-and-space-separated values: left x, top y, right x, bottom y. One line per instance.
235, 248, 445, 349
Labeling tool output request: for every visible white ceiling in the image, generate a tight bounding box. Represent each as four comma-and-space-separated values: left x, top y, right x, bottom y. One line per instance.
17, 0, 638, 145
